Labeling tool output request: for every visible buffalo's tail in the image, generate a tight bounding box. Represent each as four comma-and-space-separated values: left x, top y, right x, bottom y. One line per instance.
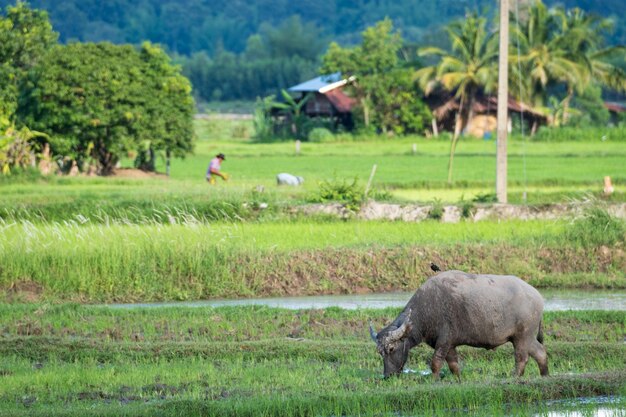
537, 321, 544, 344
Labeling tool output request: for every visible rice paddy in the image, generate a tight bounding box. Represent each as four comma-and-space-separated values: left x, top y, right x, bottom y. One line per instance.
0, 305, 624, 416
1, 121, 625, 415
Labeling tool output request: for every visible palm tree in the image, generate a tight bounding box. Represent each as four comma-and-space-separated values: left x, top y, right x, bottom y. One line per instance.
559, 7, 626, 116
415, 12, 499, 184
510, 1, 584, 120
510, 1, 625, 126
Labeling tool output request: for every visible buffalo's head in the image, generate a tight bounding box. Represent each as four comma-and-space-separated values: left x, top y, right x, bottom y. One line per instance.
369, 310, 413, 378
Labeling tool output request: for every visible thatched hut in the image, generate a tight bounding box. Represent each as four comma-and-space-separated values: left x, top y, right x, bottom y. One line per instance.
424, 90, 547, 137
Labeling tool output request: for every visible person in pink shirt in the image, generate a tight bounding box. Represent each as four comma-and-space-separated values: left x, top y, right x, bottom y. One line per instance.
206, 153, 228, 184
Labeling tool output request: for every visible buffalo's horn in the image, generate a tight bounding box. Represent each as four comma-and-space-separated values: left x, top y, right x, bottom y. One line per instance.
384, 309, 413, 343
369, 322, 378, 342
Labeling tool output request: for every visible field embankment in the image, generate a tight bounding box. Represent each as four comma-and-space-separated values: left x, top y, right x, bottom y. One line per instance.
1, 219, 624, 303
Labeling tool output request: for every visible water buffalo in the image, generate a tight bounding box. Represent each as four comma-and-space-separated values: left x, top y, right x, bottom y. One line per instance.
369, 270, 549, 379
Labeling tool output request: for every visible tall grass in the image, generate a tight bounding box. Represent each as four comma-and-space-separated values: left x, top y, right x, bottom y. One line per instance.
1, 220, 624, 302
566, 204, 626, 247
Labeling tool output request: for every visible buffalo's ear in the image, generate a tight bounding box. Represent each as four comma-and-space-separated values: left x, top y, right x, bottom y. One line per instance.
369, 321, 378, 343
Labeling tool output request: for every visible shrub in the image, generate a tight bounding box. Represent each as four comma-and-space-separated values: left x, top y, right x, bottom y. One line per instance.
428, 198, 444, 220
459, 198, 476, 219
565, 205, 625, 247
309, 176, 364, 212
473, 192, 497, 203
308, 128, 334, 143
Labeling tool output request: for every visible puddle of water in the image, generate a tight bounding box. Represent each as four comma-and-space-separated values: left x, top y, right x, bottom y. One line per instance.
532, 396, 626, 417
362, 396, 625, 416
106, 289, 626, 311
540, 289, 626, 312
538, 408, 623, 417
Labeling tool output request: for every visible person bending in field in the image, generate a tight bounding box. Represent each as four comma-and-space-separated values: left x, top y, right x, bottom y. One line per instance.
206, 153, 229, 184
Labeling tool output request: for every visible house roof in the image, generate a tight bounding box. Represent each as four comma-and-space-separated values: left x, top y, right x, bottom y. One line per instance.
605, 102, 626, 112
425, 90, 546, 121
288, 72, 356, 93
324, 89, 356, 113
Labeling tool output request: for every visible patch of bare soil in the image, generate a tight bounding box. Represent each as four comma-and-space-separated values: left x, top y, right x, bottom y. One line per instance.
112, 168, 168, 179
3, 280, 44, 303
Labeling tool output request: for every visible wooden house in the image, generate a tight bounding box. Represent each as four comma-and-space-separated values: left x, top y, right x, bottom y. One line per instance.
605, 102, 626, 125
286, 72, 356, 130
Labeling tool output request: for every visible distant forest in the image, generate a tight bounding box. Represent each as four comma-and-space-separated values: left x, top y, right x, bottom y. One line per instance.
2, 0, 625, 102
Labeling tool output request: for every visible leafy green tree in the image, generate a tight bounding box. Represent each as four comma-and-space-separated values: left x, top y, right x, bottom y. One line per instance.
415, 12, 498, 183
260, 15, 327, 61
0, 1, 57, 120
321, 19, 402, 127
252, 95, 275, 141
568, 85, 609, 126
19, 42, 194, 175
367, 68, 431, 135
134, 42, 195, 174
322, 18, 419, 132
0, 1, 57, 70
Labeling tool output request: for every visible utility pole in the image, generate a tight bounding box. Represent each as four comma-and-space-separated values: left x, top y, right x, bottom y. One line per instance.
496, 0, 509, 203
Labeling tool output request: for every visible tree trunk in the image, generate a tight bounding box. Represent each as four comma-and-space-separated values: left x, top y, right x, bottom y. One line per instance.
432, 118, 439, 136
166, 149, 171, 177
361, 93, 370, 127
96, 137, 117, 176
562, 87, 574, 125
447, 95, 467, 184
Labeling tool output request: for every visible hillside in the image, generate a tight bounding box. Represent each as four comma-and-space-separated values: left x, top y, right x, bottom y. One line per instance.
1, 0, 624, 56
2, 0, 624, 104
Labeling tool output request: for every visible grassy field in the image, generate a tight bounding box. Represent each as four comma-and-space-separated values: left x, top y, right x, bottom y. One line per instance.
1, 120, 625, 302
0, 305, 624, 417
1, 120, 625, 226
1, 120, 625, 416
1, 219, 624, 303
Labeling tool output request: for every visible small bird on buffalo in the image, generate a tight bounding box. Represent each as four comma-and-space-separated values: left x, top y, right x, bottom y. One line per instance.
430, 262, 441, 272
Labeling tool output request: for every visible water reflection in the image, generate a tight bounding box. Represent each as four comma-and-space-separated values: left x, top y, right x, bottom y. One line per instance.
107, 289, 626, 311
540, 409, 623, 417
533, 396, 626, 417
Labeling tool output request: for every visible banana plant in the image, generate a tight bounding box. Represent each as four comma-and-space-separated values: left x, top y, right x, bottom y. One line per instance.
271, 89, 313, 138
0, 122, 48, 175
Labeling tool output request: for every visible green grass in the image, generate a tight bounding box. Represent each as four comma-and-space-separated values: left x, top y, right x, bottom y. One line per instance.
1, 121, 625, 415
0, 305, 623, 416
167, 136, 626, 188
1, 220, 624, 302
1, 137, 625, 223
2, 123, 626, 225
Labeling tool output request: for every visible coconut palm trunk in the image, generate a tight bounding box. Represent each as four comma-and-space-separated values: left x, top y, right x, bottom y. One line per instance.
448, 94, 473, 184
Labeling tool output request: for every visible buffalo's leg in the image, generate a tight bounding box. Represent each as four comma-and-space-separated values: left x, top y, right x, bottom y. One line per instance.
512, 341, 530, 377
529, 340, 549, 376
430, 345, 449, 380
445, 347, 461, 381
